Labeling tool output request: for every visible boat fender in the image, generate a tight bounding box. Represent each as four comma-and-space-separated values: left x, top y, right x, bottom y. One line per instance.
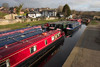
20, 30, 24, 33
42, 33, 47, 36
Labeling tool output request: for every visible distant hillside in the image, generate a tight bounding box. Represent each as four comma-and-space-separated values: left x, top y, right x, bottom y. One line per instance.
71, 10, 100, 19
72, 10, 100, 16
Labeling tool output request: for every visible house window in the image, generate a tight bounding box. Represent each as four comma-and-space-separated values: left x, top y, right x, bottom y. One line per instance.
45, 40, 47, 45
51, 36, 54, 41
30, 45, 37, 54
0, 59, 10, 67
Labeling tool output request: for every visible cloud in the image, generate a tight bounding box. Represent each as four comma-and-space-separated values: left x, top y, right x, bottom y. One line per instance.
67, 0, 100, 11
0, 0, 100, 11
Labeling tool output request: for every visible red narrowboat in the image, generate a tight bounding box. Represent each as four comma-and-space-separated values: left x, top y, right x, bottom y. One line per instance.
0, 30, 64, 67
0, 25, 41, 37
68, 19, 82, 25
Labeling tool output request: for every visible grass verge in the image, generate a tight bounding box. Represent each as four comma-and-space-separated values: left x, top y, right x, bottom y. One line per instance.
0, 11, 8, 19
0, 19, 59, 30
90, 20, 99, 25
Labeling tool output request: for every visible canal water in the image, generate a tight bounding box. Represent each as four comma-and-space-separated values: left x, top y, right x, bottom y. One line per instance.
34, 24, 87, 67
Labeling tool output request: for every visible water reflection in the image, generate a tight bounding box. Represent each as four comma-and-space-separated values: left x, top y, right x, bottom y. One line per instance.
65, 25, 81, 38
33, 24, 86, 67
31, 36, 65, 67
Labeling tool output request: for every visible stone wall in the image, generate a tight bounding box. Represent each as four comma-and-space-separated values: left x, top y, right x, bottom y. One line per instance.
46, 17, 58, 20
0, 17, 58, 25
0, 19, 23, 25
4, 14, 18, 19
0, 19, 36, 25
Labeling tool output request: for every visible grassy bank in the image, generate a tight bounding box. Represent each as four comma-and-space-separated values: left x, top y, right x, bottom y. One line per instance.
90, 20, 99, 25
0, 19, 59, 30
0, 11, 8, 19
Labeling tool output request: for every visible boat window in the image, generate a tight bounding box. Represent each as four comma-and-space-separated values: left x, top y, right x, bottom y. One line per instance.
33, 46, 37, 52
0, 59, 10, 67
50, 24, 55, 27
72, 24, 75, 28
57, 33, 59, 38
66, 25, 68, 28
56, 24, 59, 28
45, 40, 47, 45
57, 32, 60, 37
0, 61, 6, 67
58, 24, 63, 29
30, 45, 37, 54
51, 36, 54, 41
55, 34, 57, 39
69, 24, 72, 28
63, 24, 66, 28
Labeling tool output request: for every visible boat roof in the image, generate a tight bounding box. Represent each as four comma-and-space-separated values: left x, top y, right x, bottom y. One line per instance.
0, 28, 45, 47
49, 21, 78, 25
0, 25, 41, 37
68, 19, 78, 21
0, 30, 59, 59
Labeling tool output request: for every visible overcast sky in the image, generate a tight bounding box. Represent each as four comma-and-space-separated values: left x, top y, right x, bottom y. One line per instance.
0, 0, 100, 11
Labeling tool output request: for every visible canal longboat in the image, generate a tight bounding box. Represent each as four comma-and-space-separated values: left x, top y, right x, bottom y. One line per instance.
49, 22, 68, 32
68, 19, 82, 25
0, 25, 42, 37
0, 30, 64, 67
0, 28, 46, 47
64, 21, 81, 31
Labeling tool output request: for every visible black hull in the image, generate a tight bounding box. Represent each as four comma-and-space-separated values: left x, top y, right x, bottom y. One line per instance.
64, 25, 81, 36
16, 36, 64, 67
66, 25, 81, 32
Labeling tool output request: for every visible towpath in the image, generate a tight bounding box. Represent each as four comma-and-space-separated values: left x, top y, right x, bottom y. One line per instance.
63, 21, 100, 67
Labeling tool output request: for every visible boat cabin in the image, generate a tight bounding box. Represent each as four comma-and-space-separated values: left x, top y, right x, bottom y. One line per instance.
49, 22, 68, 32
64, 21, 80, 30
0, 30, 63, 67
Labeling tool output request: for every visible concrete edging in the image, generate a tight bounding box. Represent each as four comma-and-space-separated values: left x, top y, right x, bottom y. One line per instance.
62, 25, 88, 67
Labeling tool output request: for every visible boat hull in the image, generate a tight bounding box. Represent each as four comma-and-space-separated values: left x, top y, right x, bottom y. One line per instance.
66, 25, 81, 32
16, 36, 64, 67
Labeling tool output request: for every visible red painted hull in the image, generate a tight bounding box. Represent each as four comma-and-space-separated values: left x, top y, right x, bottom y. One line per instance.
68, 19, 82, 25
0, 30, 64, 67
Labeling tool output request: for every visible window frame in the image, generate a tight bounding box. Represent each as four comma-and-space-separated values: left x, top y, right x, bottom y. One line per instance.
45, 40, 47, 45
0, 59, 10, 67
51, 36, 55, 41
55, 34, 57, 39
30, 45, 37, 54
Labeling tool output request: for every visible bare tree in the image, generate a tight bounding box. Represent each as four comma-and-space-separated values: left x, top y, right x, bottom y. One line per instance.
2, 3, 9, 9
15, 4, 23, 15
57, 5, 63, 13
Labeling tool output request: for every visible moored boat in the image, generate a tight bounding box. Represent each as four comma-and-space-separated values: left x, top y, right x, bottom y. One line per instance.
0, 28, 45, 48
0, 30, 64, 67
48, 21, 81, 33
68, 19, 82, 25
0, 25, 42, 37
65, 21, 81, 31
49, 22, 68, 32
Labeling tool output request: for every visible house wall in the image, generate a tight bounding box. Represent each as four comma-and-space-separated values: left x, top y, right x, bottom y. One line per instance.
28, 14, 41, 18
0, 19, 32, 25
45, 17, 58, 20
28, 14, 36, 18
4, 14, 18, 19
36, 14, 41, 17
0, 19, 23, 25
41, 11, 57, 17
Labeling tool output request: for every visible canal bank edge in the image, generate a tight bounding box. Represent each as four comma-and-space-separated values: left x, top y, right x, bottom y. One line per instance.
62, 25, 87, 67
62, 21, 100, 67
